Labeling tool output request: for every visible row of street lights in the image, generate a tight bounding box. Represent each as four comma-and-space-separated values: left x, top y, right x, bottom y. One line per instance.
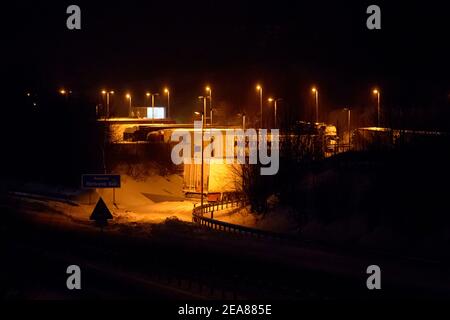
257, 85, 318, 128
101, 89, 170, 119
64, 85, 381, 127
256, 85, 382, 128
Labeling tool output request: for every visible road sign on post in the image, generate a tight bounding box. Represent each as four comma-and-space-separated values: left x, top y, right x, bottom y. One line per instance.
82, 174, 121, 189
82, 174, 121, 206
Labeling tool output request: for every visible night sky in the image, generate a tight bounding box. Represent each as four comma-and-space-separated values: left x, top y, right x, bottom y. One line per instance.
4, 1, 450, 125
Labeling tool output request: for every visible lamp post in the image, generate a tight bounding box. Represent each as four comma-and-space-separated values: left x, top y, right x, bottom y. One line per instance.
146, 93, 159, 122
312, 87, 319, 123
268, 97, 281, 128
126, 93, 132, 117
101, 90, 114, 118
373, 89, 381, 127
256, 85, 263, 128
145, 92, 151, 119
198, 96, 207, 208
344, 108, 351, 144
59, 89, 71, 103
206, 86, 212, 126
164, 88, 170, 119
152, 93, 159, 120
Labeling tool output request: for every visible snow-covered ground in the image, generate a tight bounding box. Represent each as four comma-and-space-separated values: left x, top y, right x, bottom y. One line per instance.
213, 206, 299, 233
71, 171, 201, 225
9, 169, 301, 234
7, 172, 450, 262
85, 173, 196, 224
6, 170, 198, 230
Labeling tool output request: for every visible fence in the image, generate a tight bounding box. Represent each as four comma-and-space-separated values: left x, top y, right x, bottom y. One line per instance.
192, 198, 299, 242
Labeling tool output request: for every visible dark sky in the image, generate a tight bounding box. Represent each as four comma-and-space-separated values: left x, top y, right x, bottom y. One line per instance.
4, 1, 450, 123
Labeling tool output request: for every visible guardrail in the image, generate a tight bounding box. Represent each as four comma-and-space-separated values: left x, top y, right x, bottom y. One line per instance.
192, 198, 299, 242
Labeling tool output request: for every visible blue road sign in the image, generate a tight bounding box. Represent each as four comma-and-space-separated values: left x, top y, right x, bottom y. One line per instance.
82, 174, 121, 189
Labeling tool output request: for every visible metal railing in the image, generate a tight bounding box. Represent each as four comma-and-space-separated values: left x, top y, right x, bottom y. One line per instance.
192, 198, 298, 242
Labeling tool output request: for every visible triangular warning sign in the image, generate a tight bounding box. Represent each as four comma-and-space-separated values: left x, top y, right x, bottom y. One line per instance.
90, 197, 113, 221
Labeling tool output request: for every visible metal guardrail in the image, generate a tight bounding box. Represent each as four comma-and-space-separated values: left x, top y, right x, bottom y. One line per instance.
192, 198, 298, 242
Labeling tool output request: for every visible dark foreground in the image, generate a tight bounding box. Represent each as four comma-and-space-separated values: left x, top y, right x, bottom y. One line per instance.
1, 197, 449, 301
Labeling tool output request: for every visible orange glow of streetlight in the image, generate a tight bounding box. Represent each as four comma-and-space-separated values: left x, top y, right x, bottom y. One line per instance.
126, 93, 131, 99
59, 89, 67, 95
205, 86, 211, 92
268, 97, 274, 102
146, 92, 151, 97
373, 89, 381, 127
311, 87, 319, 123
101, 90, 114, 118
256, 85, 263, 128
164, 88, 170, 118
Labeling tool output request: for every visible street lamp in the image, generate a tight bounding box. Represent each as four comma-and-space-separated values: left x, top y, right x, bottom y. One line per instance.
205, 86, 212, 126
343, 108, 351, 145
101, 90, 114, 118
164, 88, 170, 119
268, 97, 281, 128
198, 96, 208, 209
312, 87, 319, 123
256, 85, 263, 128
146, 92, 159, 122
373, 89, 381, 127
126, 93, 132, 117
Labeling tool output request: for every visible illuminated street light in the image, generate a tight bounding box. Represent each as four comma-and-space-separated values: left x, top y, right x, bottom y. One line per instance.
312, 87, 319, 123
146, 92, 159, 122
198, 96, 208, 209
126, 93, 132, 117
164, 88, 170, 119
198, 96, 208, 124
205, 86, 212, 126
373, 89, 381, 127
256, 85, 263, 128
59, 89, 71, 103
268, 97, 281, 127
343, 108, 351, 145
101, 90, 114, 118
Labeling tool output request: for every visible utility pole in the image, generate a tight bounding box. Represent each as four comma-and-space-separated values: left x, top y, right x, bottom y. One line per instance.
198, 96, 207, 208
